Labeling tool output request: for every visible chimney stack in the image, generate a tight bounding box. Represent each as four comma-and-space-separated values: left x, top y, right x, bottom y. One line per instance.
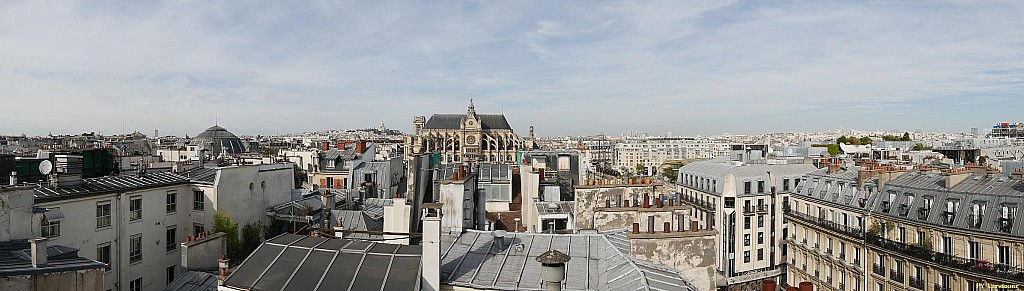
799, 281, 813, 291
761, 279, 776, 291
632, 223, 640, 234
421, 212, 442, 291
321, 141, 330, 151
218, 254, 229, 284
663, 222, 671, 233
30, 238, 47, 268
356, 141, 366, 153
647, 216, 655, 234
537, 250, 570, 291
492, 230, 506, 252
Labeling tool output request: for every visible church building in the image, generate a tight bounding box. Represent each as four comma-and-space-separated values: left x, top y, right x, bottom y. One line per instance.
408, 100, 533, 164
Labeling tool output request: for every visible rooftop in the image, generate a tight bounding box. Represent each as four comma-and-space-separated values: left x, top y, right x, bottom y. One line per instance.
0, 240, 106, 276
33, 171, 189, 202
424, 114, 512, 130
222, 234, 421, 291
439, 229, 697, 291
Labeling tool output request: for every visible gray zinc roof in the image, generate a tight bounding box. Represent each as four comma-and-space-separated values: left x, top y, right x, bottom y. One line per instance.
0, 241, 106, 276
164, 271, 218, 291
439, 229, 697, 291
222, 234, 421, 291
33, 171, 190, 202
424, 114, 513, 130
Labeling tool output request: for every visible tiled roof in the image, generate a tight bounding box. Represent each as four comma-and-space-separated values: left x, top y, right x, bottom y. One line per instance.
424, 114, 512, 130
439, 229, 697, 291
33, 172, 189, 202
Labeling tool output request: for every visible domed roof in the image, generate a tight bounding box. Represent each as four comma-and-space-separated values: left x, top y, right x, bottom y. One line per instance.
192, 125, 246, 154
194, 125, 239, 140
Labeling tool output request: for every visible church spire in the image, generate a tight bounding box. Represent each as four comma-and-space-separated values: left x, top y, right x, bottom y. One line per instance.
468, 98, 476, 115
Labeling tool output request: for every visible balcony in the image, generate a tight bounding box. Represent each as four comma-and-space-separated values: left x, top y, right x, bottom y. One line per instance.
814, 243, 820, 250
838, 252, 845, 260
890, 270, 904, 283
825, 248, 832, 255
757, 205, 769, 213
899, 204, 911, 216
743, 206, 755, 215
873, 264, 886, 276
1000, 217, 1014, 233
968, 214, 983, 229
908, 276, 924, 290
942, 211, 955, 225
867, 235, 1024, 283
934, 284, 951, 291
784, 208, 865, 239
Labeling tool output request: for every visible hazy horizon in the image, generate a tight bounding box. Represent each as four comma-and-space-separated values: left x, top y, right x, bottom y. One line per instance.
2, 1, 1022, 137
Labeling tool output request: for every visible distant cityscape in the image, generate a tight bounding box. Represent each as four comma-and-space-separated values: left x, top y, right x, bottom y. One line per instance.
1, 100, 1022, 291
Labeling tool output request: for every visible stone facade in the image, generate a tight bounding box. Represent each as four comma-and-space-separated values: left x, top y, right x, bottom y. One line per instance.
407, 100, 525, 164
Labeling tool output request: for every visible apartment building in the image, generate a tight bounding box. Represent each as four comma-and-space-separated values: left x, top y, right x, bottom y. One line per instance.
677, 160, 816, 290
25, 162, 294, 291
785, 164, 1024, 291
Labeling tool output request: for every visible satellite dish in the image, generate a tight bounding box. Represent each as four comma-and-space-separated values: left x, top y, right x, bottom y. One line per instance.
38, 160, 53, 175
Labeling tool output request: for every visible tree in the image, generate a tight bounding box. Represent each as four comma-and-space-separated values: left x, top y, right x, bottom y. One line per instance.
848, 138, 861, 145
661, 167, 678, 181
912, 143, 931, 151
859, 137, 873, 145
213, 209, 242, 261
635, 163, 646, 177
241, 223, 262, 258
836, 136, 848, 144
902, 132, 911, 141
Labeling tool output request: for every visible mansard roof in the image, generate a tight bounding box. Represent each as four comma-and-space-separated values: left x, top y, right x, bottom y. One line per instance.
423, 114, 512, 130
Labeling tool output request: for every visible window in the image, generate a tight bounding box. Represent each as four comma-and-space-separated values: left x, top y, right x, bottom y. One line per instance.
193, 190, 204, 211
757, 181, 765, 193
129, 196, 142, 221
41, 219, 60, 238
757, 249, 764, 261
325, 176, 334, 188
166, 191, 177, 213
744, 251, 750, 263
96, 201, 111, 229
758, 216, 764, 228
877, 282, 884, 291
998, 245, 1011, 265
783, 179, 790, 191
481, 184, 512, 202
917, 230, 925, 245
167, 265, 176, 285
130, 234, 142, 263
725, 197, 735, 208
942, 237, 952, 254
758, 232, 764, 244
166, 226, 177, 251
898, 227, 906, 243
130, 277, 142, 291
969, 241, 979, 260
744, 217, 751, 229
193, 223, 205, 237
744, 182, 751, 194
97, 243, 111, 270
744, 234, 750, 246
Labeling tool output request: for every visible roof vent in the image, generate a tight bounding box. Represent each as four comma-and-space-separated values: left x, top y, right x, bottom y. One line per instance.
492, 230, 506, 251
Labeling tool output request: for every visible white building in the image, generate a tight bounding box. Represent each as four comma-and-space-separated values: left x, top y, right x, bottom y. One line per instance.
26, 163, 294, 291
677, 159, 816, 290
614, 137, 731, 176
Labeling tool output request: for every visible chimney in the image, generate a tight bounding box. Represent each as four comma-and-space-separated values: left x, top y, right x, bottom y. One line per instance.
537, 250, 570, 291
30, 238, 47, 268
356, 141, 366, 153
492, 230, 506, 252
647, 216, 655, 234
321, 141, 329, 151
632, 223, 640, 234
944, 168, 970, 189
799, 281, 813, 291
217, 254, 229, 284
643, 194, 650, 208
538, 168, 545, 182
421, 212, 441, 291
663, 222, 671, 233
762, 279, 776, 291
336, 140, 344, 150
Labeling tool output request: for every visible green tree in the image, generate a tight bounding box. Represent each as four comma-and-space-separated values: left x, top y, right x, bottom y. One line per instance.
859, 137, 873, 145
213, 209, 242, 261
635, 163, 646, 177
836, 136, 848, 144
848, 138, 861, 145
912, 143, 931, 151
902, 132, 911, 141
241, 223, 262, 258
661, 167, 678, 181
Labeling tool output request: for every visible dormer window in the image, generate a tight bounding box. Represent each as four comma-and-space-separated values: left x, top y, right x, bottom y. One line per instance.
1000, 205, 1016, 233
944, 199, 958, 225
327, 159, 335, 168
970, 202, 986, 229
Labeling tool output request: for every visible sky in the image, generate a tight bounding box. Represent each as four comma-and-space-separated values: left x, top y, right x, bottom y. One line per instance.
1, 1, 1022, 137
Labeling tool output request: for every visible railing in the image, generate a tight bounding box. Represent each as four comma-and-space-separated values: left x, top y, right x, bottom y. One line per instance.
838, 252, 845, 260
890, 270, 904, 283
785, 208, 865, 239
743, 206, 755, 215
968, 214, 983, 229
899, 204, 910, 216
942, 211, 955, 225
908, 276, 924, 290
873, 264, 886, 276
757, 205, 769, 213
825, 248, 832, 255
934, 284, 950, 291
917, 207, 930, 220
867, 235, 1024, 282
1000, 218, 1014, 233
